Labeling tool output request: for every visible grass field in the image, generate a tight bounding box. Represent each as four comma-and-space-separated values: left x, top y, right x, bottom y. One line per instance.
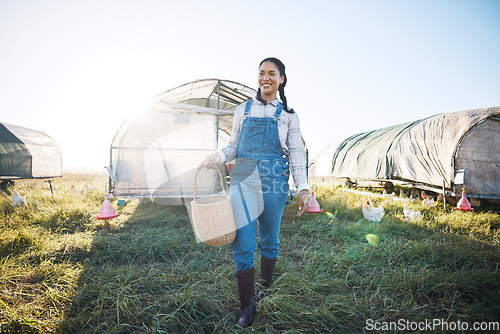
0, 174, 499, 333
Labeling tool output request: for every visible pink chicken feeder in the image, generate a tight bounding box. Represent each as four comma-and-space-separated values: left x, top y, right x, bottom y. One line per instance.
455, 186, 474, 212
306, 191, 323, 213
96, 194, 119, 220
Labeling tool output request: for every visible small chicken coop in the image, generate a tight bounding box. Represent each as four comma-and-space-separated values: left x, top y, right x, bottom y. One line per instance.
0, 122, 62, 181
107, 79, 256, 200
311, 106, 500, 201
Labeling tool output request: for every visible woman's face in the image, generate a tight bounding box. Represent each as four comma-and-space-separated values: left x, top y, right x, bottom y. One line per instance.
258, 61, 284, 101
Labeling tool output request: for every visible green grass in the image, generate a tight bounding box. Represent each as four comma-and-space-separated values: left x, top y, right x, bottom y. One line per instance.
0, 175, 499, 333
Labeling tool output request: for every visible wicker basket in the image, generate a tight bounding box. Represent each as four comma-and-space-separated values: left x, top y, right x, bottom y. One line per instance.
191, 167, 236, 246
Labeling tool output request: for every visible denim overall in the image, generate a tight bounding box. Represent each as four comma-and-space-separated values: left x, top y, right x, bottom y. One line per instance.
230, 99, 290, 271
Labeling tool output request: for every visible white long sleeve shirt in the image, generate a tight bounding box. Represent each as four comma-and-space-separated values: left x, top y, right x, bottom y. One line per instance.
218, 98, 309, 192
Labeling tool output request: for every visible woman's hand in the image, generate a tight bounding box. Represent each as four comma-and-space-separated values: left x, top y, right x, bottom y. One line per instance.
297, 189, 309, 216
199, 152, 221, 169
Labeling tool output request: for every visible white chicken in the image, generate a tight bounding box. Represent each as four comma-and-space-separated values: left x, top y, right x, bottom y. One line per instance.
422, 196, 435, 208
12, 188, 26, 207
403, 203, 421, 222
383, 189, 395, 199
362, 201, 384, 223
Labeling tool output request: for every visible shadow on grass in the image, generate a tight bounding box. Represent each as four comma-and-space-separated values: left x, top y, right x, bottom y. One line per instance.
282, 187, 500, 329
56, 200, 241, 333
54, 187, 500, 333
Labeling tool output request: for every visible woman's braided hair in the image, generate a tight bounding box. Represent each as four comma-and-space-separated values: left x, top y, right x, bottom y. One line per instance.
256, 57, 294, 113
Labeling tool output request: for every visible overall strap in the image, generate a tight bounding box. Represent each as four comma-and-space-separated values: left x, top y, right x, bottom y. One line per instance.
274, 102, 284, 117
244, 99, 252, 115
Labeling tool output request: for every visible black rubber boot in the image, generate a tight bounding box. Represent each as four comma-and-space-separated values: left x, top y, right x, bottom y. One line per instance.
258, 256, 277, 301
236, 267, 256, 328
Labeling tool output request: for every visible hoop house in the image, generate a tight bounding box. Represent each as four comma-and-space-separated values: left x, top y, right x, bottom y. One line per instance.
0, 122, 62, 180
314, 106, 500, 199
109, 79, 256, 198
153, 79, 257, 110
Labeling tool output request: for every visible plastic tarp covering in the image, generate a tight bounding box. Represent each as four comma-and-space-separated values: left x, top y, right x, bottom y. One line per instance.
110, 101, 238, 198
0, 122, 62, 179
331, 121, 418, 180
311, 140, 343, 177
392, 106, 500, 197
454, 114, 500, 198
327, 106, 500, 198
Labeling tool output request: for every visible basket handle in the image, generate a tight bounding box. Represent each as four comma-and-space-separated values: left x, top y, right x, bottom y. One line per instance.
193, 166, 227, 203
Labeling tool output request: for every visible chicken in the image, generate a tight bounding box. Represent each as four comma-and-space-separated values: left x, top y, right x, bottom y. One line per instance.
403, 203, 421, 222
345, 178, 357, 188
383, 189, 395, 199
399, 188, 408, 198
469, 197, 481, 207
420, 190, 428, 199
362, 201, 384, 223
71, 185, 87, 194
12, 188, 26, 207
422, 196, 435, 208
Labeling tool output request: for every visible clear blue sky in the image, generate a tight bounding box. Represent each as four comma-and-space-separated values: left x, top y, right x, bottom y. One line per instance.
1, 0, 499, 170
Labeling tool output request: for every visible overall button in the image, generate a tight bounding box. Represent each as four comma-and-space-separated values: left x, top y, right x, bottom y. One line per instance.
282, 155, 286, 158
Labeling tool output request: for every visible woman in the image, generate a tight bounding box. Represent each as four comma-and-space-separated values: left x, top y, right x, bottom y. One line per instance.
200, 57, 309, 328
